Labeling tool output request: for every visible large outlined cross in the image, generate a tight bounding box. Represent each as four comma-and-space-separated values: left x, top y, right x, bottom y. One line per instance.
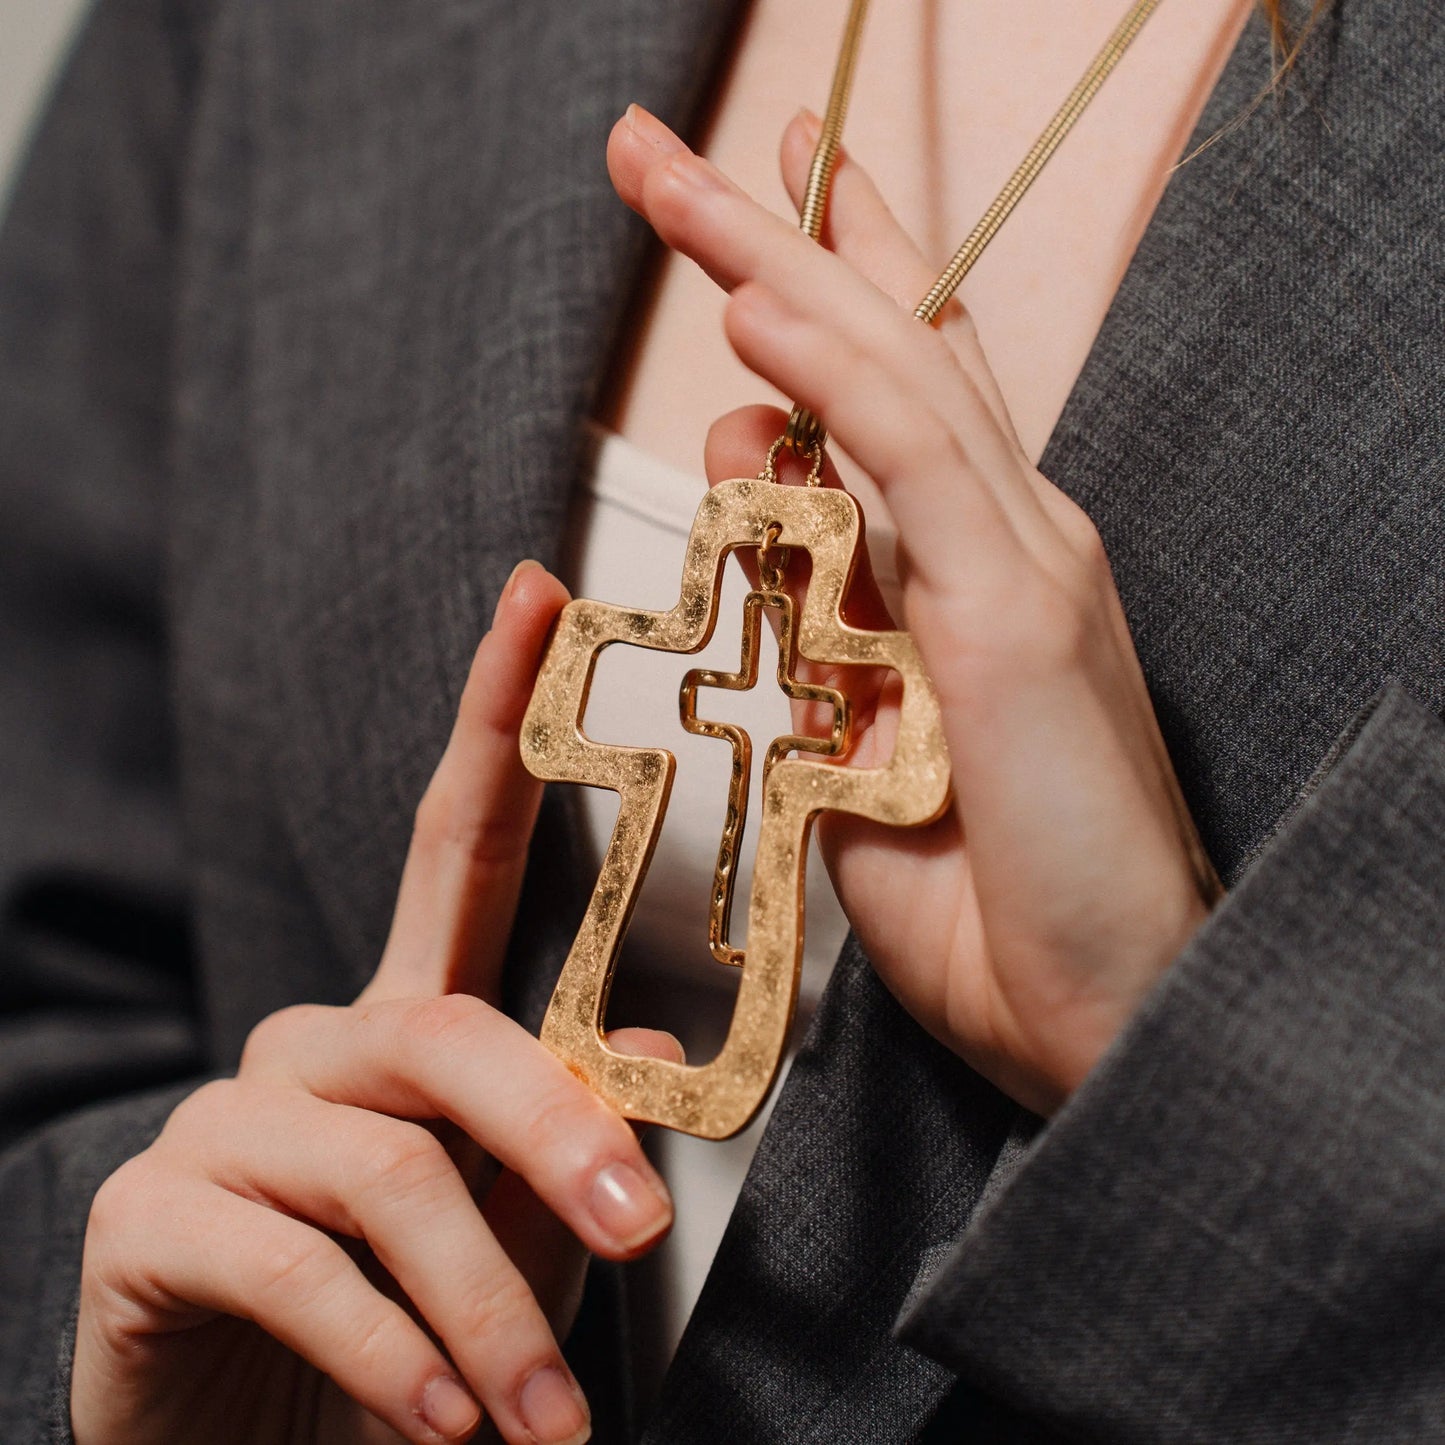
522, 477, 950, 1139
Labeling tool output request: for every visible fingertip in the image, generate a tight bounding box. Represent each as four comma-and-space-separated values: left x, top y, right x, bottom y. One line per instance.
493, 560, 570, 635
703, 404, 790, 487
490, 557, 540, 619
779, 107, 823, 202
465, 563, 569, 720
605, 1026, 686, 1066
418, 1374, 483, 1442
518, 1367, 591, 1445
624, 103, 687, 155
608, 104, 689, 211
606, 117, 646, 210
589, 1160, 674, 1256
511, 560, 572, 613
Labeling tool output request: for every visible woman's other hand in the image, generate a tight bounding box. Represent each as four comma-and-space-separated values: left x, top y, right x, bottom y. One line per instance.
73, 562, 675, 1445
608, 106, 1221, 1116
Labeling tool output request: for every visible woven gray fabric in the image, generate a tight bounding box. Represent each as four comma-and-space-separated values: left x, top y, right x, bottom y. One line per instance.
2, 0, 1443, 1440
899, 684, 1445, 1442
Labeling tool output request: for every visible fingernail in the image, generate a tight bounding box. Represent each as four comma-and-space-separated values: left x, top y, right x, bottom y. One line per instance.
590, 1161, 671, 1251
519, 1366, 590, 1444
420, 1375, 482, 1441
669, 153, 728, 195
606, 1029, 686, 1064
795, 107, 822, 143
625, 103, 686, 155
492, 558, 542, 626
652, 1031, 685, 1063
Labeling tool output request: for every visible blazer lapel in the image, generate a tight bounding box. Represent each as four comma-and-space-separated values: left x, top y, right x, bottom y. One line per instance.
1041, 0, 1443, 878
244, 0, 745, 988
646, 941, 1020, 1443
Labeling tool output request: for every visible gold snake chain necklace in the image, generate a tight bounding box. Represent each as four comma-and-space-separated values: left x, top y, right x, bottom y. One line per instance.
784, 0, 1164, 459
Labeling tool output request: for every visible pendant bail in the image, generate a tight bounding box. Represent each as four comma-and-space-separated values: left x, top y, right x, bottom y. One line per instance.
785, 403, 828, 458
757, 520, 789, 592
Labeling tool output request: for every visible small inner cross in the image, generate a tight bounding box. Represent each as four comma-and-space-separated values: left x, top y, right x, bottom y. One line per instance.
678, 583, 852, 968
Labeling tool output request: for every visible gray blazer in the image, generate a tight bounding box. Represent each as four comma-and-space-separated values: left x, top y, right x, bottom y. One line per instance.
2, 0, 1443, 1440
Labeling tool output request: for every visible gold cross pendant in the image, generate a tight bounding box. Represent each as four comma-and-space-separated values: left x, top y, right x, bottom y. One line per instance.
521, 476, 950, 1138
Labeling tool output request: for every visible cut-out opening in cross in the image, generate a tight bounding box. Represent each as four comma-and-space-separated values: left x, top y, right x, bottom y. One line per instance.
679, 583, 853, 968
581, 556, 883, 1061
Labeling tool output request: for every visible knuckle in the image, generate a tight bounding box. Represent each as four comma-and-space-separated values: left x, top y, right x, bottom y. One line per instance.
359, 1123, 454, 1205
1052, 495, 1112, 583
252, 1235, 338, 1309
914, 318, 959, 372
930, 561, 1085, 689
524, 1084, 624, 1181
946, 303, 981, 349
464, 810, 532, 870
410, 776, 455, 853
911, 406, 957, 464
455, 1267, 540, 1348
239, 1003, 328, 1074
346, 1306, 403, 1377
87, 1156, 151, 1243
161, 1077, 236, 1142
1020, 577, 1090, 668
775, 244, 822, 306
83, 1176, 164, 1327
400, 992, 488, 1052
416, 786, 530, 870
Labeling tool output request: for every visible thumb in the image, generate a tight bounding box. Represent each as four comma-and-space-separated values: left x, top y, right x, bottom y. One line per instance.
363, 561, 571, 1006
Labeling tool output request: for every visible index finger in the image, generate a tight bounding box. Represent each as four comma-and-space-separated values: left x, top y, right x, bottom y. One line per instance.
365, 561, 571, 1005
607, 107, 1041, 532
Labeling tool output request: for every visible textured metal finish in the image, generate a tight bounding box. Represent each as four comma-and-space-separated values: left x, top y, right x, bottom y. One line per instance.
522, 478, 951, 1138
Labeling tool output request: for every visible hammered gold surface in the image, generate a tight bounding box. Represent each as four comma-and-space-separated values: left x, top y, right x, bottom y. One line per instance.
521, 478, 951, 1139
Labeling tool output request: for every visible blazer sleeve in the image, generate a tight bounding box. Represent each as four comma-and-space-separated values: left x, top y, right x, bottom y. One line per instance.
0, 1, 216, 1436
899, 682, 1445, 1442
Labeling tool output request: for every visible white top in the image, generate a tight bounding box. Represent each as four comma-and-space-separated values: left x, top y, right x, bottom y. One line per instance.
562, 427, 901, 1390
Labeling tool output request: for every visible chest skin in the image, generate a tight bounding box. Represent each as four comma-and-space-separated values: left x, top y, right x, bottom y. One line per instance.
605, 0, 1253, 489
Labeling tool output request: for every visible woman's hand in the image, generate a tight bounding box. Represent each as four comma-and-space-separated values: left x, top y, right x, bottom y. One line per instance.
74, 562, 678, 1445
608, 106, 1221, 1115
